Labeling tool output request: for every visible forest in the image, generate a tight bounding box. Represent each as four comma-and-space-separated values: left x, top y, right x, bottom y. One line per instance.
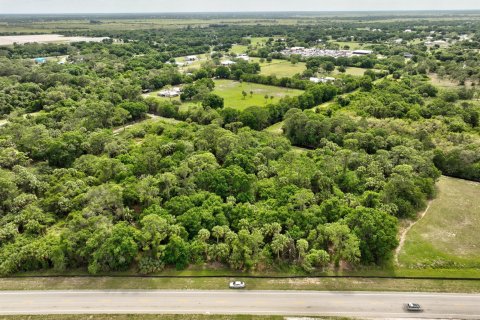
0, 14, 479, 276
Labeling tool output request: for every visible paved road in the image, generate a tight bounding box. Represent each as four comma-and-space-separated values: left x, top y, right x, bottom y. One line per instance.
0, 290, 479, 318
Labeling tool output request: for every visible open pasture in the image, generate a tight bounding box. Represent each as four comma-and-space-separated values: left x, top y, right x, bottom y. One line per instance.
213, 79, 304, 110
398, 176, 480, 268
251, 58, 306, 78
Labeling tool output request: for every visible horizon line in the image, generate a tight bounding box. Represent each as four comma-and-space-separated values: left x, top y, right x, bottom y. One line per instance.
2, 9, 480, 15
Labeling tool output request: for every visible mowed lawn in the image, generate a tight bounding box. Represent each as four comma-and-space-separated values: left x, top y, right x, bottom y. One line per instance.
251, 58, 306, 78
332, 41, 366, 50
230, 44, 249, 54
213, 79, 303, 110
143, 80, 303, 112
398, 176, 480, 268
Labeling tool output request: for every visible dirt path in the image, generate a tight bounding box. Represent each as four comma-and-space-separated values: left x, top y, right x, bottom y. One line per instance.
394, 200, 433, 266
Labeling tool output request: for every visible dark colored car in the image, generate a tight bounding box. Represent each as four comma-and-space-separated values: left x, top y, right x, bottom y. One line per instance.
405, 302, 423, 312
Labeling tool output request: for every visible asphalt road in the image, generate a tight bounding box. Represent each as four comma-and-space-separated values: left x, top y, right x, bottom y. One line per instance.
0, 290, 479, 319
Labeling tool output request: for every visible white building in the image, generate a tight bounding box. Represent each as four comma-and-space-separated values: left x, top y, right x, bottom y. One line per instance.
310, 77, 335, 84
289, 47, 306, 52
237, 54, 250, 61
353, 50, 373, 55
221, 60, 236, 66
185, 55, 198, 61
158, 87, 181, 98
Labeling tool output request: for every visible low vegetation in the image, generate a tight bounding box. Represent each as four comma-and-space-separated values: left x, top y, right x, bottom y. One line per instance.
2, 275, 480, 293
399, 176, 480, 269
0, 315, 290, 320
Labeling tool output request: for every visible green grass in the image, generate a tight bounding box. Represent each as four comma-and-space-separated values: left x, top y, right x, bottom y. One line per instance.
398, 176, 480, 269
264, 121, 284, 134
0, 316, 348, 320
428, 73, 462, 88
0, 19, 303, 34
0, 316, 289, 320
230, 44, 249, 55
331, 41, 365, 50
143, 80, 303, 112
251, 58, 306, 78
212, 80, 303, 111
1, 276, 480, 293
249, 37, 271, 46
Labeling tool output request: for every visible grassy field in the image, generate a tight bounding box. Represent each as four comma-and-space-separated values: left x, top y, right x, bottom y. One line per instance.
264, 121, 284, 134
251, 58, 306, 78
428, 73, 462, 88
230, 44, 249, 55
0, 19, 303, 34
249, 37, 271, 46
212, 80, 303, 110
331, 41, 366, 50
398, 176, 480, 269
143, 80, 303, 112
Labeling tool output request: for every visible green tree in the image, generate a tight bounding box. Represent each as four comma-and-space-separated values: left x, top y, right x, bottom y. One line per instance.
89, 222, 140, 273
346, 207, 399, 264
202, 93, 224, 109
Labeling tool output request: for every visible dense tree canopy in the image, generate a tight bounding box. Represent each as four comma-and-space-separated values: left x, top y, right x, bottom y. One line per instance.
1, 14, 479, 276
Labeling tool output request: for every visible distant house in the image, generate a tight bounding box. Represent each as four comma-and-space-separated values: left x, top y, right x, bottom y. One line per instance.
404, 53, 414, 59
185, 55, 198, 61
221, 60, 236, 66
158, 87, 181, 98
352, 50, 373, 55
290, 47, 305, 52
404, 29, 412, 33
310, 77, 335, 84
237, 54, 250, 61
34, 57, 47, 64
433, 40, 447, 46
394, 39, 403, 44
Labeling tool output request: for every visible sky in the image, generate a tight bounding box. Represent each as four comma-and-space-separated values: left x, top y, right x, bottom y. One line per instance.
0, 0, 479, 14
